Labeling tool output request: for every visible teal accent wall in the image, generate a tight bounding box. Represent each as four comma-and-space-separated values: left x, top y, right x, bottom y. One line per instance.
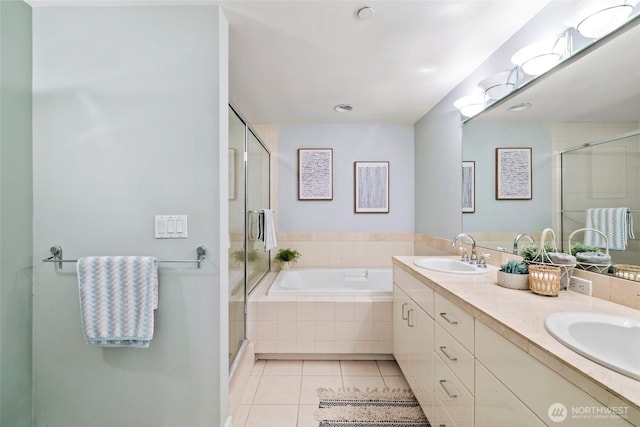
32, 6, 229, 426
0, 1, 33, 426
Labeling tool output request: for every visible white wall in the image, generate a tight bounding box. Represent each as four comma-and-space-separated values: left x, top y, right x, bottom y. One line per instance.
0, 1, 33, 426
278, 124, 414, 232
414, 109, 462, 239
32, 6, 229, 427
462, 122, 553, 232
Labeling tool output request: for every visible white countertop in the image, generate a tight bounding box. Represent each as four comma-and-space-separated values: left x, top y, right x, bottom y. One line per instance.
392, 256, 640, 412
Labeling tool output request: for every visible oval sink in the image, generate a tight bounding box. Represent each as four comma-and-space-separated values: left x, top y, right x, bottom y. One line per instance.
545, 312, 640, 380
413, 257, 491, 275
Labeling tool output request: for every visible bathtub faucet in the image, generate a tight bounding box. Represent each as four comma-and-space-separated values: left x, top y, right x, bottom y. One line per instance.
513, 233, 535, 255
452, 233, 477, 265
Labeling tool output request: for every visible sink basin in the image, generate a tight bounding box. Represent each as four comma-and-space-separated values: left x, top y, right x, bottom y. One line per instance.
413, 257, 491, 275
545, 312, 640, 380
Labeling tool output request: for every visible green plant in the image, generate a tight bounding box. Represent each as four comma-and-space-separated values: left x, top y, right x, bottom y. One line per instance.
519, 244, 555, 262
570, 243, 602, 257
499, 260, 528, 274
231, 248, 259, 263
274, 248, 301, 264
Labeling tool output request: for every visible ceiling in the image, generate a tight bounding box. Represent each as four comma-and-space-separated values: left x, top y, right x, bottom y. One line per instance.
26, 0, 556, 124
219, 1, 551, 124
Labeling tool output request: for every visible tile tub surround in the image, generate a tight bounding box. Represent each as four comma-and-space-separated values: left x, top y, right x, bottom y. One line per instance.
274, 232, 414, 269
393, 256, 640, 423
248, 273, 393, 356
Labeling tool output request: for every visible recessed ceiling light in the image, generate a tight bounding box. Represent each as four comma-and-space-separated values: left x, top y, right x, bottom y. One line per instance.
333, 104, 353, 113
507, 103, 532, 112
356, 6, 376, 20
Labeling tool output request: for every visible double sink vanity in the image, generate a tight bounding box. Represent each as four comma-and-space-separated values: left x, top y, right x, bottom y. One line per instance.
392, 255, 640, 426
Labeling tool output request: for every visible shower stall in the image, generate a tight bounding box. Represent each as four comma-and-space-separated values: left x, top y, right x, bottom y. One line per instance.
228, 106, 271, 371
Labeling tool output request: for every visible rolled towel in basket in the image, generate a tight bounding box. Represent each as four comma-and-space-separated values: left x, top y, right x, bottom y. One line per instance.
576, 252, 611, 264
547, 252, 576, 265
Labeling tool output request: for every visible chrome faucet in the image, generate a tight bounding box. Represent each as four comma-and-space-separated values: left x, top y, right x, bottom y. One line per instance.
452, 233, 477, 264
513, 233, 535, 254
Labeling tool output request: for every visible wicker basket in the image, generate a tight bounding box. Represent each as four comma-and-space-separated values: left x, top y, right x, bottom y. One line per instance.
568, 228, 611, 274
613, 264, 640, 282
528, 265, 561, 296
497, 271, 530, 290
525, 228, 575, 289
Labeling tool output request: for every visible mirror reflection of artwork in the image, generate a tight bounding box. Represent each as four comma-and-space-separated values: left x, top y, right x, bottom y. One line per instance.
496, 147, 532, 200
462, 161, 475, 213
354, 161, 389, 213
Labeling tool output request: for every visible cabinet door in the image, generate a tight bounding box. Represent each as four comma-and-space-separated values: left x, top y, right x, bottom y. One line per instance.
476, 361, 545, 427
393, 285, 411, 376
409, 304, 434, 418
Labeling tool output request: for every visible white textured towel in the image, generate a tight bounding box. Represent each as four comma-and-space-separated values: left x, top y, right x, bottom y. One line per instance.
584, 208, 635, 251
77, 256, 158, 348
262, 209, 278, 251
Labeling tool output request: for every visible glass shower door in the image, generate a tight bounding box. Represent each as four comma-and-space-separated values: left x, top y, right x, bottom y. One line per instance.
228, 107, 246, 367
245, 129, 271, 295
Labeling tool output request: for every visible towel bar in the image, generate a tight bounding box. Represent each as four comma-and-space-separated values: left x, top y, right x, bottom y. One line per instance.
42, 245, 207, 269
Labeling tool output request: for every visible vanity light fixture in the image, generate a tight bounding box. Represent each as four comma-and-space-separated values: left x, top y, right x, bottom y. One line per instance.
565, 0, 640, 39
511, 30, 572, 76
478, 68, 520, 100
454, 92, 485, 117
333, 103, 353, 113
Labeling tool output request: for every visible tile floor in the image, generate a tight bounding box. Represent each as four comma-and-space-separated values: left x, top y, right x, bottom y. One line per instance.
233, 359, 411, 427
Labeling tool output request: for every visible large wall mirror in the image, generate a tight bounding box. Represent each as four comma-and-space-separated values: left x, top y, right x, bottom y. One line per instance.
462, 18, 640, 274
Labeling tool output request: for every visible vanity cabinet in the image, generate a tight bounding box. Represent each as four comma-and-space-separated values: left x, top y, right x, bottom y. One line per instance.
433, 292, 475, 427
392, 267, 435, 418
476, 322, 632, 426
393, 261, 636, 427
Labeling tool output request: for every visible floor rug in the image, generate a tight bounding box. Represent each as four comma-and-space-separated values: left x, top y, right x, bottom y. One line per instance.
315, 387, 430, 427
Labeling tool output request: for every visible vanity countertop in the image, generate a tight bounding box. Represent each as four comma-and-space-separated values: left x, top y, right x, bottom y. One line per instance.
392, 255, 640, 413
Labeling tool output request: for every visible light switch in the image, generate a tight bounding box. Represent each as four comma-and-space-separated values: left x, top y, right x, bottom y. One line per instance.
155, 215, 188, 239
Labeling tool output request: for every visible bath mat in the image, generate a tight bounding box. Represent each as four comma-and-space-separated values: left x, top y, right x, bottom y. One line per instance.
315, 387, 430, 427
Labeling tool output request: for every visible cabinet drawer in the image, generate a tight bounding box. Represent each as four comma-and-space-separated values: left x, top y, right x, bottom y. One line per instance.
435, 293, 474, 353
393, 265, 434, 317
476, 322, 633, 426
434, 356, 473, 427
435, 323, 474, 394
432, 398, 457, 427
475, 360, 545, 426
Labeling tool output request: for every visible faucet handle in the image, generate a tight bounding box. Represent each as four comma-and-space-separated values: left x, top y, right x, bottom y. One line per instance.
459, 247, 469, 262
478, 253, 491, 268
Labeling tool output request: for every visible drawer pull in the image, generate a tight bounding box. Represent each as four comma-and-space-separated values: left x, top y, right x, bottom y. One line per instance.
439, 312, 458, 325
401, 303, 409, 320
439, 380, 457, 398
439, 346, 457, 361
407, 309, 414, 327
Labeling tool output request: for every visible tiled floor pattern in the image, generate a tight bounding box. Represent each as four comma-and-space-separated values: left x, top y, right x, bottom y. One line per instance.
233, 359, 411, 427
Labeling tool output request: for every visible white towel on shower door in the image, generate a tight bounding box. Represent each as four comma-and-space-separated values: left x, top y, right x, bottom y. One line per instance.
262, 209, 278, 251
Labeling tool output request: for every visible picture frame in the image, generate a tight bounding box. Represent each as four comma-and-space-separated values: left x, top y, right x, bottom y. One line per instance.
462, 161, 475, 213
354, 161, 389, 213
495, 147, 532, 200
298, 148, 333, 200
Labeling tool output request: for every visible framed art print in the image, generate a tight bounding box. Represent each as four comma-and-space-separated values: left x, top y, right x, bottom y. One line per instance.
354, 161, 389, 213
462, 161, 475, 213
496, 147, 532, 200
298, 148, 333, 200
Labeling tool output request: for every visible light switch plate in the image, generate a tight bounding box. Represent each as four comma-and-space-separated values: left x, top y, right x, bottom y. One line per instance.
155, 215, 188, 239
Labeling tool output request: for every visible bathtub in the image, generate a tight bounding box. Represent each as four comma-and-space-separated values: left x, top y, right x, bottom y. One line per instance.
268, 268, 392, 297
